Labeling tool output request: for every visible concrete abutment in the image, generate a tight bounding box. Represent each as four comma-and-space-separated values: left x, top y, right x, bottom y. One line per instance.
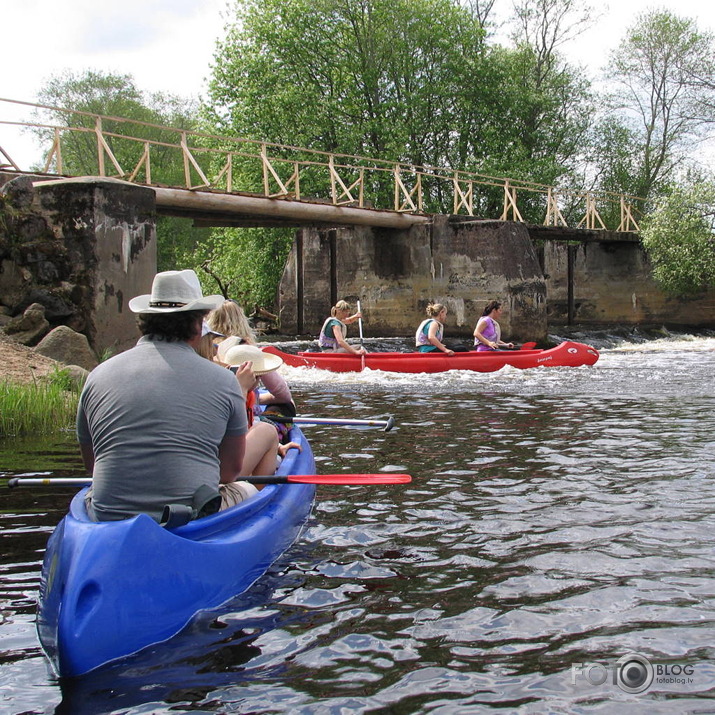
1, 175, 713, 355
279, 219, 714, 341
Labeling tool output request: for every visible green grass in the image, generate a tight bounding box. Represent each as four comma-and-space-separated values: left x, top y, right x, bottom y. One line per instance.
0, 379, 80, 436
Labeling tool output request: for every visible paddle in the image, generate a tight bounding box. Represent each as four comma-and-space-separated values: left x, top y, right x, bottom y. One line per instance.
268, 415, 395, 431
356, 299, 365, 370
7, 473, 412, 488
502, 341, 537, 350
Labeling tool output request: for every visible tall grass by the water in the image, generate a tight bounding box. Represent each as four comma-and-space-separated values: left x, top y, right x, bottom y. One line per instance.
0, 378, 79, 436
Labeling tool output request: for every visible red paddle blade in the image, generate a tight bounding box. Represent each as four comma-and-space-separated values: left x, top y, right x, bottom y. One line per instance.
520, 341, 537, 350
285, 474, 412, 485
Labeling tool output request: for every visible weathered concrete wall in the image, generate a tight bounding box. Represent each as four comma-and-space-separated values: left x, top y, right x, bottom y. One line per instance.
543, 241, 715, 328
279, 217, 548, 343
0, 176, 156, 353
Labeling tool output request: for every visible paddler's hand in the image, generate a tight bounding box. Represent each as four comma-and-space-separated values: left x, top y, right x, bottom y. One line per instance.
232, 361, 258, 394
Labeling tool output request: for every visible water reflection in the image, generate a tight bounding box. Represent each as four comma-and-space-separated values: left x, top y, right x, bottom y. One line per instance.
0, 334, 714, 713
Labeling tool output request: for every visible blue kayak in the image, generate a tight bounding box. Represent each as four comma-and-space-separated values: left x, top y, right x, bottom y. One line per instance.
37, 427, 316, 678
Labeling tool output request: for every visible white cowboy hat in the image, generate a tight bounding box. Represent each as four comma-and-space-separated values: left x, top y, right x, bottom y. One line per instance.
223, 344, 283, 376
128, 270, 225, 314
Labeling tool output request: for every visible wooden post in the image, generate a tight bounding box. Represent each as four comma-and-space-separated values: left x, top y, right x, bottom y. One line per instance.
96, 117, 105, 176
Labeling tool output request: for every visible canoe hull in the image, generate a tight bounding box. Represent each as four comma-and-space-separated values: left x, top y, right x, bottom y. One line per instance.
37, 428, 316, 677
264, 341, 599, 374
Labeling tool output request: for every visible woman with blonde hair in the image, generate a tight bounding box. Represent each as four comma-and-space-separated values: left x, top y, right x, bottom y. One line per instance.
318, 300, 366, 354
207, 300, 257, 345
207, 299, 293, 408
415, 303, 454, 355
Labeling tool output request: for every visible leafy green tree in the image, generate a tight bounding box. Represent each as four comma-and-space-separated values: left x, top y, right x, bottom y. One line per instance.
206, 0, 488, 187
605, 11, 715, 199
471, 43, 592, 221
183, 226, 295, 308
482, 0, 594, 219
640, 181, 715, 296
201, 0, 494, 307
31, 70, 206, 272
201, 0, 598, 298
34, 71, 197, 181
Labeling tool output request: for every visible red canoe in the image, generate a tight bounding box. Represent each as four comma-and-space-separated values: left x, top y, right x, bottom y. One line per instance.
263, 341, 599, 374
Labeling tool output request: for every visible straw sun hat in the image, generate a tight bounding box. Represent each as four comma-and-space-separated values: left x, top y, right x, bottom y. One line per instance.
128, 270, 224, 314
223, 344, 283, 376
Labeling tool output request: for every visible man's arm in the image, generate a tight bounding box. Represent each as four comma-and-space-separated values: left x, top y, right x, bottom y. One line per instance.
218, 433, 246, 484
79, 442, 95, 474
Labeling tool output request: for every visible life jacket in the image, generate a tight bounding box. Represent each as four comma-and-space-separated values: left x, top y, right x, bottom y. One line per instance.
246, 389, 256, 427
318, 317, 347, 350
415, 319, 442, 347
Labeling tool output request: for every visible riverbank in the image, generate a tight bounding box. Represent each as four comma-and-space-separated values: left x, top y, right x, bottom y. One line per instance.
0, 333, 60, 385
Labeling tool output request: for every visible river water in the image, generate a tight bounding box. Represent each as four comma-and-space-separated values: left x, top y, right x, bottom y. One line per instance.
1, 329, 714, 714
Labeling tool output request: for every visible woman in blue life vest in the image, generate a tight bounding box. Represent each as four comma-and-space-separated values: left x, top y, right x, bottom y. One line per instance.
473, 300, 514, 351
318, 300, 366, 354
414, 303, 454, 355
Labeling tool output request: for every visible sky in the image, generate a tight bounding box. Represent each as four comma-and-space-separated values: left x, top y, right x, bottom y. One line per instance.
2, 0, 715, 169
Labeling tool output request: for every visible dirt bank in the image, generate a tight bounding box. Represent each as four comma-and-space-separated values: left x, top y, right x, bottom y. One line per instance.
0, 334, 61, 385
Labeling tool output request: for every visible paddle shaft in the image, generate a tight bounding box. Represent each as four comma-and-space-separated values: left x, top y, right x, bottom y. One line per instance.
356, 300, 364, 344
501, 341, 537, 350
7, 473, 411, 488
357, 299, 366, 371
267, 415, 395, 431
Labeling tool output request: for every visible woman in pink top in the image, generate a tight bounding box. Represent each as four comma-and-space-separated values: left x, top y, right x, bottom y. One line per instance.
473, 300, 514, 351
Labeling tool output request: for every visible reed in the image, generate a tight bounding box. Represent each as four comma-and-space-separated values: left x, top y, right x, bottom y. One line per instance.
0, 377, 80, 436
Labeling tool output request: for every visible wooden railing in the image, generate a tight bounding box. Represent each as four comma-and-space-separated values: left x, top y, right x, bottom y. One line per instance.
0, 97, 642, 231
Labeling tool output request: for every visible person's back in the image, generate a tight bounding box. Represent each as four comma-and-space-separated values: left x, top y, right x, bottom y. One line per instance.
77, 269, 248, 522
78, 337, 245, 521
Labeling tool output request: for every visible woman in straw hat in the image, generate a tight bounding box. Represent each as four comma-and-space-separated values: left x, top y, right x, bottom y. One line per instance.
208, 300, 294, 410
221, 344, 301, 476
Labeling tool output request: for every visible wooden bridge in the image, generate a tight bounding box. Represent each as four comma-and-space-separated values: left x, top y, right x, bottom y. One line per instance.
0, 97, 642, 236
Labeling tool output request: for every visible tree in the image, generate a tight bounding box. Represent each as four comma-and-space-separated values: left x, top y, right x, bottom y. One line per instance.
463, 0, 595, 219
31, 70, 207, 271
604, 11, 715, 199
640, 181, 715, 297
201, 0, 599, 297
201, 0, 494, 307
183, 226, 295, 308
206, 0, 488, 170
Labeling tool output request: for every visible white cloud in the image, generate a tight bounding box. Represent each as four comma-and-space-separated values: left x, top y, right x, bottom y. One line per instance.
0, 0, 228, 166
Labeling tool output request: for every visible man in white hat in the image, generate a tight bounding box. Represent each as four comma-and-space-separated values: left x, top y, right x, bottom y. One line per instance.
76, 269, 257, 523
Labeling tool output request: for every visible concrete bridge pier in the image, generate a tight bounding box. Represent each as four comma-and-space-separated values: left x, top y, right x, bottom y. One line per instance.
1, 176, 156, 354
278, 216, 548, 344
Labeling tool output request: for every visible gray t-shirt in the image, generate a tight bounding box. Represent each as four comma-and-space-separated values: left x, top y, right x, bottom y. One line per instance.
77, 336, 248, 521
